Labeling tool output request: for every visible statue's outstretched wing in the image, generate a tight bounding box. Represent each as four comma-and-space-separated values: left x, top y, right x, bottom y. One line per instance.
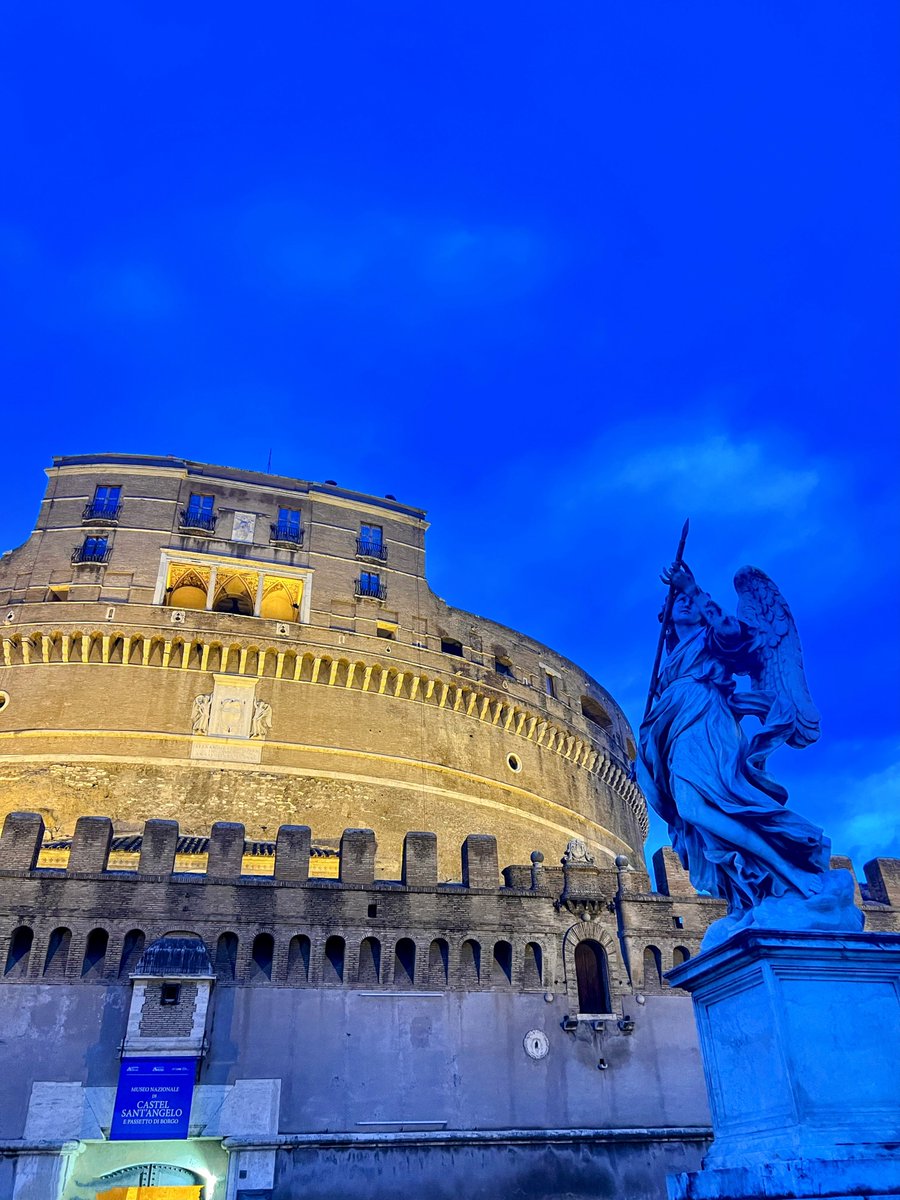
733, 565, 820, 755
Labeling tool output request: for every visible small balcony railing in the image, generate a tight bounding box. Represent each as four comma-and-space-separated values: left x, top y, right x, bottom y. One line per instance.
356, 579, 387, 601
71, 544, 111, 565
82, 501, 121, 524
179, 509, 217, 534
356, 537, 388, 561
270, 522, 305, 547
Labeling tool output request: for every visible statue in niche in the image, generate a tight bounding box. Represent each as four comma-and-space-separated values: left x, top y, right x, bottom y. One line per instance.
562, 838, 596, 866
639, 559, 863, 949
190, 693, 212, 735
250, 699, 272, 740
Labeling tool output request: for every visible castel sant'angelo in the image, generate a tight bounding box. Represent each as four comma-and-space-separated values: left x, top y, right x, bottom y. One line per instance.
0, 453, 897, 1200
0, 452, 644, 877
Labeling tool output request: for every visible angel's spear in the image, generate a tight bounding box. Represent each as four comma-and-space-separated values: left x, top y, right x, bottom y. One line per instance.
642, 518, 690, 721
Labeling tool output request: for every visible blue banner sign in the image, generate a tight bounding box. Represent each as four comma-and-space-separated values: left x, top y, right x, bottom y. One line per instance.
110, 1057, 197, 1141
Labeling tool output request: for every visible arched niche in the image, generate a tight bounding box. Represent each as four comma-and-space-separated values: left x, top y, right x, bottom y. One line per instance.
170, 585, 206, 610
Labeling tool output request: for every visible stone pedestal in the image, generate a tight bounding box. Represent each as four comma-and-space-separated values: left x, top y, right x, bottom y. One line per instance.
665, 930, 900, 1200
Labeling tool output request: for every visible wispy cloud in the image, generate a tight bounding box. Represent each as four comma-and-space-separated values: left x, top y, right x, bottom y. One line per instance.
608, 434, 820, 516
823, 747, 900, 865
226, 200, 552, 310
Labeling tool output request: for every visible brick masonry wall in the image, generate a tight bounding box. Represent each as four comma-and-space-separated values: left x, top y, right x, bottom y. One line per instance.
138, 981, 198, 1036
0, 626, 644, 875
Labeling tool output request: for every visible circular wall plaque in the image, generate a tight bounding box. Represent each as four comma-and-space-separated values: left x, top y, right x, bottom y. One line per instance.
523, 1029, 549, 1060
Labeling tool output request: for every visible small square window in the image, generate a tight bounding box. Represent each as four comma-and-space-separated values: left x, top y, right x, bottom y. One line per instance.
278, 507, 301, 531
83, 486, 122, 522
74, 536, 109, 564
495, 657, 514, 678
441, 638, 463, 657
544, 672, 557, 698
367, 903, 378, 918
357, 572, 384, 599
672, 916, 685, 930
357, 525, 387, 561
160, 982, 181, 1005
188, 493, 215, 515
376, 623, 396, 640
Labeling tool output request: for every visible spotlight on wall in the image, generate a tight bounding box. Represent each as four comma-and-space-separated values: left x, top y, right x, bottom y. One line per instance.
617, 1017, 635, 1034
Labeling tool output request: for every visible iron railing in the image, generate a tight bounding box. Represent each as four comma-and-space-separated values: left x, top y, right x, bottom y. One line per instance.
82, 501, 121, 523
355, 579, 387, 600
270, 522, 304, 547
71, 544, 111, 565
356, 537, 388, 561
179, 508, 218, 533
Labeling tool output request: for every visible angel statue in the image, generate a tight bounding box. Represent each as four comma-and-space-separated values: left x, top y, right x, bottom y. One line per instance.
250, 699, 273, 740
638, 558, 863, 950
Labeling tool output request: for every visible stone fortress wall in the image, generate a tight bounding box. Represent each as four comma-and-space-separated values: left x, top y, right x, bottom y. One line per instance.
0, 453, 645, 877
3, 810, 898, 1003
1, 807, 898, 1193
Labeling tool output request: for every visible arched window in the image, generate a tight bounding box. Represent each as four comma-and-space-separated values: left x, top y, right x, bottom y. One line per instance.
287, 935, 310, 983
493, 941, 513, 985
4, 926, 33, 978
169, 585, 206, 610
574, 939, 611, 1014
394, 938, 416, 987
82, 928, 109, 978
215, 932, 238, 981
358, 937, 381, 985
673, 946, 691, 967
166, 567, 209, 611
118, 930, 145, 978
459, 939, 481, 987
260, 582, 296, 622
581, 695, 613, 731
324, 936, 345, 984
523, 942, 543, 988
213, 574, 255, 616
44, 927, 72, 979
643, 945, 663, 989
251, 933, 274, 981
428, 939, 448, 986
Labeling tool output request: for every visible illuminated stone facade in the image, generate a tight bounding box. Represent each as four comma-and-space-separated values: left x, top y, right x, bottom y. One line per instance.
0, 454, 645, 877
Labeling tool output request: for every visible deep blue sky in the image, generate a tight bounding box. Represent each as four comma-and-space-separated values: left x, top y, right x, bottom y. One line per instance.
1, 5, 898, 872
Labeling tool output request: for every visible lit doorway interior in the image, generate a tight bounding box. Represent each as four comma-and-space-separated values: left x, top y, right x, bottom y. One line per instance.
62, 1139, 226, 1200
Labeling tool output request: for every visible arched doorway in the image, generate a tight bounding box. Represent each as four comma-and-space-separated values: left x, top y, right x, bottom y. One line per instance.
574, 939, 611, 1014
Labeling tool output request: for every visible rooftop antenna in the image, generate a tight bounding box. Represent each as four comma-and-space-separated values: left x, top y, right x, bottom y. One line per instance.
266, 448, 272, 474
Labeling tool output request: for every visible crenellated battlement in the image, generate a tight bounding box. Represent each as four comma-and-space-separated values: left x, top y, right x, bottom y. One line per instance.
0, 811, 579, 999
649, 844, 900, 919
2, 811, 897, 1002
